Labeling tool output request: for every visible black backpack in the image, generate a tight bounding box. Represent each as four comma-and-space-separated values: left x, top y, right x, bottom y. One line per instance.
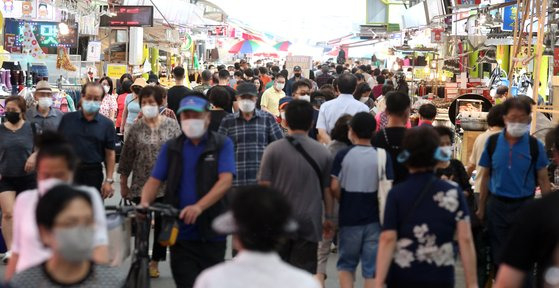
487, 133, 539, 186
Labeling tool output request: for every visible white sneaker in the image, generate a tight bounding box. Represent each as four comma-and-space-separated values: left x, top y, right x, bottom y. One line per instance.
2, 250, 11, 264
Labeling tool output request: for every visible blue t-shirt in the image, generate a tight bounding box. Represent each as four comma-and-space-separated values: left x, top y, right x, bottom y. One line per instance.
331, 146, 394, 227
478, 131, 548, 198
151, 134, 236, 240
383, 172, 469, 286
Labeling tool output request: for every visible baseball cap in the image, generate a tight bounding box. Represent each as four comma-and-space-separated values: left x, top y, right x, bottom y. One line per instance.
132, 77, 147, 88
236, 82, 258, 97
293, 66, 302, 72
177, 96, 209, 114
278, 96, 293, 110
34, 80, 53, 94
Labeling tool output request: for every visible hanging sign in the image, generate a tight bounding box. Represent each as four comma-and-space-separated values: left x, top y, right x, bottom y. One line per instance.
285, 55, 312, 79
106, 64, 127, 78
431, 29, 444, 43
86, 41, 101, 62
502, 0, 518, 31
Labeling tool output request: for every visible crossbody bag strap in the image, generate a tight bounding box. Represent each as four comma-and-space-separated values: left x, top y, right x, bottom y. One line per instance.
399, 176, 436, 231
286, 136, 324, 194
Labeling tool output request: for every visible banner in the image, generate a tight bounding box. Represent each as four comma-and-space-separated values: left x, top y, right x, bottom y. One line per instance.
107, 64, 127, 79
285, 55, 312, 79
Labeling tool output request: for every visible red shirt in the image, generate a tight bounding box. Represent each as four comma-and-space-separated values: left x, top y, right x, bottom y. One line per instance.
372, 85, 384, 99
116, 93, 128, 128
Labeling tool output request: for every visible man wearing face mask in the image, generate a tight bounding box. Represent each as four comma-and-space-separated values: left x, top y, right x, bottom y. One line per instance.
285, 66, 305, 97
260, 74, 286, 117
6, 132, 109, 281
292, 80, 319, 140
141, 95, 236, 288
219, 83, 284, 187
58, 82, 116, 198
26, 80, 63, 132
477, 97, 551, 274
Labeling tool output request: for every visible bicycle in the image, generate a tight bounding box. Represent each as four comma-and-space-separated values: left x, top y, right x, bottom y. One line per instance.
106, 203, 179, 288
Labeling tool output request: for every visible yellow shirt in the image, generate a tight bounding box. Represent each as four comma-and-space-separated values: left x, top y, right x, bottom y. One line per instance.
260, 87, 285, 117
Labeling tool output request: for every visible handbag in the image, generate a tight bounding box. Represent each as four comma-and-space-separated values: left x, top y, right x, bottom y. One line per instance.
377, 148, 393, 224
106, 199, 132, 266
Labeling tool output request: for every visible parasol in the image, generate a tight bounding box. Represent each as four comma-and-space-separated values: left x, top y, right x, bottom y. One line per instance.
273, 41, 292, 52
228, 40, 270, 54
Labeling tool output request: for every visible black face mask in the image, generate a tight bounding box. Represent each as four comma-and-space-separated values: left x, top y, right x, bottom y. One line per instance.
294, 73, 302, 78
5, 112, 20, 124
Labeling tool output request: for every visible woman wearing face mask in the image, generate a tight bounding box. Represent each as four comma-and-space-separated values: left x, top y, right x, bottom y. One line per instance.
10, 185, 123, 287
116, 79, 132, 133
353, 82, 375, 110
0, 96, 36, 264
98, 77, 118, 123
5, 132, 109, 281
433, 126, 473, 196
375, 126, 477, 288
118, 85, 180, 278
252, 77, 264, 109
121, 77, 146, 138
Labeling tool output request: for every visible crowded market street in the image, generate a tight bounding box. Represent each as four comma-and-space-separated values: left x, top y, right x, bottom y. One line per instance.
0, 0, 559, 288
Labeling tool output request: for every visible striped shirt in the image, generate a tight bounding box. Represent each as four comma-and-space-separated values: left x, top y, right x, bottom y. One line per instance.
218, 110, 283, 186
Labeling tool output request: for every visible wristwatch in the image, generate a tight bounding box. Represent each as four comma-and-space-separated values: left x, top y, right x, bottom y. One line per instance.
105, 178, 115, 184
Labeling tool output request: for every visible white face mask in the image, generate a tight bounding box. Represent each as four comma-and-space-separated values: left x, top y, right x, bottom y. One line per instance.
55, 226, 95, 262
181, 119, 206, 139
281, 111, 286, 120
37, 178, 67, 196
440, 145, 453, 159
142, 105, 159, 119
298, 95, 311, 102
238, 99, 256, 113
276, 83, 285, 91
103, 85, 110, 94
360, 97, 370, 103
506, 122, 530, 138
38, 97, 53, 109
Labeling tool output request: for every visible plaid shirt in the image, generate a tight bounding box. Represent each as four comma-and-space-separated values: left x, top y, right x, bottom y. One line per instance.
218, 110, 284, 186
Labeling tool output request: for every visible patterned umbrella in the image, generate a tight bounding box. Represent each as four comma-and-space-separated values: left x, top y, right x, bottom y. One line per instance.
228, 40, 268, 54
273, 41, 292, 52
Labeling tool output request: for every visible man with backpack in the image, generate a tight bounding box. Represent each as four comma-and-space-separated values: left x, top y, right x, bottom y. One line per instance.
476, 97, 550, 272
141, 95, 236, 288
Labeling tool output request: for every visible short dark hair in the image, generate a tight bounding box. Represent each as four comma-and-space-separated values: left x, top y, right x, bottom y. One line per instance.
234, 71, 244, 78
201, 70, 213, 82
385, 91, 410, 116
503, 97, 531, 116
350, 112, 376, 139
252, 68, 260, 77
234, 63, 241, 70
402, 127, 440, 169
434, 126, 454, 144
337, 73, 358, 94
354, 73, 365, 81
36, 185, 92, 231
139, 85, 166, 107
280, 69, 289, 79
244, 69, 254, 78
271, 66, 280, 74
36, 132, 78, 172
336, 65, 344, 75
275, 73, 286, 81
99, 76, 114, 95
208, 86, 231, 110
373, 68, 381, 76
331, 114, 352, 145
233, 186, 292, 252
382, 84, 394, 96
496, 85, 509, 96
5, 96, 27, 117
218, 69, 231, 80
173, 66, 186, 79
121, 79, 133, 94
419, 103, 437, 120
259, 67, 268, 75
292, 80, 312, 94
487, 104, 505, 127
285, 100, 314, 131
81, 82, 104, 99
353, 83, 371, 100
376, 75, 385, 85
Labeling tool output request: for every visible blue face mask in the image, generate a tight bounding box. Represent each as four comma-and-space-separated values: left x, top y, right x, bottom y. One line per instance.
82, 100, 101, 114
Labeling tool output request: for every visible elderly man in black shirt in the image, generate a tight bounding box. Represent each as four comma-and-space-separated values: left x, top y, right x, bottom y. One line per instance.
58, 82, 116, 198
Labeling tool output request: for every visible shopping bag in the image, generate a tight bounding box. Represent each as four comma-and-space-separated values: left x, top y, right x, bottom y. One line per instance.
377, 148, 393, 224
106, 210, 132, 266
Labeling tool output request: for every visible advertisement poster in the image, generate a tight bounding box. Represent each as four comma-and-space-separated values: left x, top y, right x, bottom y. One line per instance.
106, 64, 127, 79
36, 0, 54, 20
86, 41, 101, 62
21, 1, 33, 19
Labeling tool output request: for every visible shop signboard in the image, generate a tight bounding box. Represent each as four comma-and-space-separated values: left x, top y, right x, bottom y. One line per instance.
4, 19, 78, 49
285, 55, 312, 79
99, 6, 154, 27
106, 64, 127, 79
454, 0, 481, 7
502, 0, 517, 31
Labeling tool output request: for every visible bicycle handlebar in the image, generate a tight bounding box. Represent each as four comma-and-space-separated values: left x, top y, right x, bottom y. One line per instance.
105, 203, 180, 218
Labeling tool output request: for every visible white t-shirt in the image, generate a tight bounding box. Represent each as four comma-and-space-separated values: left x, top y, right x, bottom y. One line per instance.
194, 251, 320, 288
316, 94, 370, 134
12, 185, 108, 273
